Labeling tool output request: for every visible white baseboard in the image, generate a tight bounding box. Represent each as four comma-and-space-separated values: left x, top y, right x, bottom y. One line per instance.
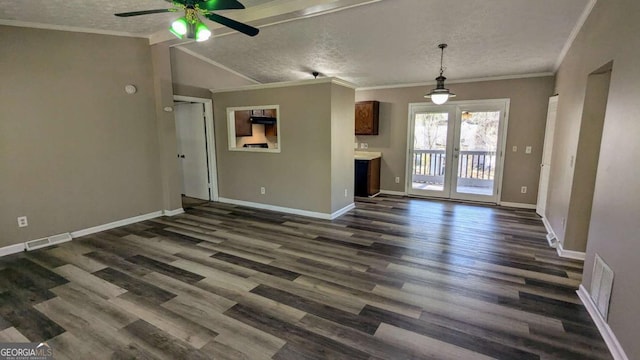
70, 211, 163, 238
0, 208, 189, 258
163, 208, 185, 216
556, 241, 586, 260
499, 201, 537, 209
218, 197, 351, 220
379, 190, 407, 196
577, 285, 629, 360
0, 243, 26, 257
541, 217, 558, 248
331, 203, 356, 219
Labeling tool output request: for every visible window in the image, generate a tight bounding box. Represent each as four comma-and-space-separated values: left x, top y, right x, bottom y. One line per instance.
227, 105, 280, 153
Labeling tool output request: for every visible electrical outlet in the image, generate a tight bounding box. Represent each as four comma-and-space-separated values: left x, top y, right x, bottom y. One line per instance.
525, 146, 532, 154
17, 216, 28, 228
344, 189, 348, 197
521, 186, 527, 194
360, 143, 368, 149
512, 146, 518, 152
395, 176, 400, 184
561, 217, 566, 229
260, 187, 266, 195
570, 155, 575, 167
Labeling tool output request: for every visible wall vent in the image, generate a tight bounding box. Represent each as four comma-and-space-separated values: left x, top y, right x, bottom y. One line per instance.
590, 254, 614, 320
25, 233, 72, 251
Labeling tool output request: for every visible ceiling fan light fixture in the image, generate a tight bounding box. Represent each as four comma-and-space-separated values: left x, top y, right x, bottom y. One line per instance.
424, 44, 456, 105
170, 17, 188, 37
195, 22, 212, 42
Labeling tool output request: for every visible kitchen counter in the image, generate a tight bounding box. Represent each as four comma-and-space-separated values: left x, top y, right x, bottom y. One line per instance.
354, 151, 382, 160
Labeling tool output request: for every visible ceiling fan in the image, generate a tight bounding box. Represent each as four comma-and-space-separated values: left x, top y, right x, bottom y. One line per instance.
114, 0, 259, 42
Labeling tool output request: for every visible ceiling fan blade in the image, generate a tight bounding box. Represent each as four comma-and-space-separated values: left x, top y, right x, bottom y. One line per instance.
197, 0, 245, 11
204, 13, 259, 37
115, 9, 171, 17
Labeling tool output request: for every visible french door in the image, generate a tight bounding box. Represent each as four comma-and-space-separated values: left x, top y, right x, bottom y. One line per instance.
406, 99, 509, 203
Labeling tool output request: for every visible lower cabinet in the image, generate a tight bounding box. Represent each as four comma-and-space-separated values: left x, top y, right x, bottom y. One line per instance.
234, 110, 253, 137
355, 157, 381, 197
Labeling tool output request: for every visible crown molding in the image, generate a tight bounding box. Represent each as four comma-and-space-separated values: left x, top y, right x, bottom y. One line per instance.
356, 72, 555, 91
173, 47, 260, 84
0, 20, 146, 39
211, 77, 356, 93
554, 0, 598, 71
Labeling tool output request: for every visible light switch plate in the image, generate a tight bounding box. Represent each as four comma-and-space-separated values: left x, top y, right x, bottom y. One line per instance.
525, 146, 532, 154
512, 146, 518, 152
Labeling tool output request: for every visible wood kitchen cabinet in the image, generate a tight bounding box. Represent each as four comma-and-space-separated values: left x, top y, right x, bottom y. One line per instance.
234, 110, 253, 137
265, 124, 277, 137
355, 101, 379, 135
263, 108, 277, 136
355, 157, 381, 197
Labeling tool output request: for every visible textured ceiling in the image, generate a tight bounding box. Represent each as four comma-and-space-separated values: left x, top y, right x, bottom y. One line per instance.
0, 0, 182, 35
0, 0, 590, 87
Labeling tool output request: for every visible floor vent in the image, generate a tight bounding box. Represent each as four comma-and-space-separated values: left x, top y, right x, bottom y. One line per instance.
546, 233, 558, 248
590, 254, 614, 320
25, 233, 72, 251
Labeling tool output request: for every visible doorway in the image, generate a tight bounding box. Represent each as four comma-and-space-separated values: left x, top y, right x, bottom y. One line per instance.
406, 99, 509, 203
173, 95, 218, 205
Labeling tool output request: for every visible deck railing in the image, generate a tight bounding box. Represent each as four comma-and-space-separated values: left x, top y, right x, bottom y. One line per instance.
412, 150, 496, 181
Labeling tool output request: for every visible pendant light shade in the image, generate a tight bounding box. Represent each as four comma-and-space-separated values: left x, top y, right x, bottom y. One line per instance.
425, 44, 456, 105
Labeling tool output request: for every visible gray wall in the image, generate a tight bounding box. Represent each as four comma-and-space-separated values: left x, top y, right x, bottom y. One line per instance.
151, 42, 182, 213
212, 82, 334, 213
330, 83, 356, 212
355, 76, 555, 204
0, 26, 162, 247
549, 0, 640, 358
564, 69, 611, 252
211, 80, 355, 215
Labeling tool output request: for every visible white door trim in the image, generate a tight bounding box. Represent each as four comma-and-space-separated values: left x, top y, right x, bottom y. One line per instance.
173, 95, 219, 202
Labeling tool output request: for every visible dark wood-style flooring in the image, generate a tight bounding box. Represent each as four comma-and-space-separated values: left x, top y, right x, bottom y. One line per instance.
0, 196, 612, 359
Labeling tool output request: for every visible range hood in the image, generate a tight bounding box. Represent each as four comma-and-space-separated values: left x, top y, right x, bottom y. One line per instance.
250, 116, 277, 125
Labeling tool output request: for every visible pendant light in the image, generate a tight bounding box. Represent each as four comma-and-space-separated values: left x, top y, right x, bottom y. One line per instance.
425, 44, 456, 105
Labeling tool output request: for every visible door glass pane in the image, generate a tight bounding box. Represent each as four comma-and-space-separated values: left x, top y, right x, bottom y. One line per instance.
456, 111, 500, 196
412, 112, 448, 192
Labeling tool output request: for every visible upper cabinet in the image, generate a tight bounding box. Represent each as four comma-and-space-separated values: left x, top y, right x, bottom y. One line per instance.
234, 110, 253, 137
262, 109, 278, 136
355, 101, 379, 135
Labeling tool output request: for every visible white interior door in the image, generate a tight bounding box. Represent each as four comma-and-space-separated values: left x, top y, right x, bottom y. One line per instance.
407, 100, 508, 203
536, 95, 559, 217
175, 102, 210, 201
